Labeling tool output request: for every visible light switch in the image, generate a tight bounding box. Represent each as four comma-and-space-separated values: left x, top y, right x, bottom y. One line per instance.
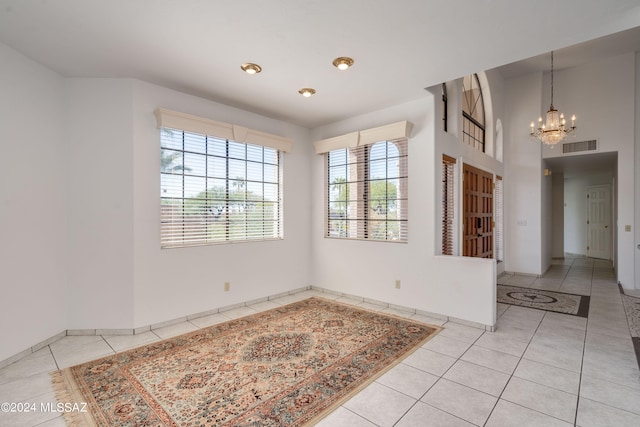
625, 225, 631, 232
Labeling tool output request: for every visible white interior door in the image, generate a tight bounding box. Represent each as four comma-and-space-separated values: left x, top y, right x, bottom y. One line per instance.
587, 184, 611, 260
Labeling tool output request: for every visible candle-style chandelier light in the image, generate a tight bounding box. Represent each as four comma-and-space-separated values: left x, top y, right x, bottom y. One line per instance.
530, 51, 576, 146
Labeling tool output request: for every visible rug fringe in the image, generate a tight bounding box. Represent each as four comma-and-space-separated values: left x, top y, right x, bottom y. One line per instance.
50, 370, 98, 427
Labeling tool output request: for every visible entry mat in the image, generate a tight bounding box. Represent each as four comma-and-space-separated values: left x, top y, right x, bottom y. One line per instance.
497, 285, 590, 318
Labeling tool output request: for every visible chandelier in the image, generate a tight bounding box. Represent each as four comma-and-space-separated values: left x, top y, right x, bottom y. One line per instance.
530, 51, 576, 146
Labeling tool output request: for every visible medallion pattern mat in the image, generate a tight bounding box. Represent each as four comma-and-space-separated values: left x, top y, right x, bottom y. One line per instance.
52, 297, 440, 426
622, 293, 640, 369
622, 294, 640, 338
498, 285, 590, 317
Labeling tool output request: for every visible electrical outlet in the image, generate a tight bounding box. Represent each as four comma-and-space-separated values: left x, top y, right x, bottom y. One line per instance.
625, 225, 631, 232
224, 282, 230, 292
395, 280, 401, 289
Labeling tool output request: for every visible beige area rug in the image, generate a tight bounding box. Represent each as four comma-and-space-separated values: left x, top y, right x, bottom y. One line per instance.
52, 297, 441, 426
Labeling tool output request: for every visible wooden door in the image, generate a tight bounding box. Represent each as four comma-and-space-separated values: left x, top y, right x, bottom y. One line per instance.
463, 164, 493, 258
587, 184, 611, 260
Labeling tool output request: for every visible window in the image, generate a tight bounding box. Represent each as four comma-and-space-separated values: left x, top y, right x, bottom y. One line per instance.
160, 128, 282, 248
462, 74, 485, 151
327, 139, 408, 242
442, 155, 456, 255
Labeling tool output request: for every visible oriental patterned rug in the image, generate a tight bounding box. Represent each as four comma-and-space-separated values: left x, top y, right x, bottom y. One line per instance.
52, 297, 440, 426
498, 285, 590, 318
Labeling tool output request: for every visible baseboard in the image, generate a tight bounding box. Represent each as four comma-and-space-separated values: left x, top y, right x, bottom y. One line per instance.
310, 286, 492, 331
0, 286, 311, 369
1, 284, 495, 369
0, 330, 66, 370
503, 271, 542, 278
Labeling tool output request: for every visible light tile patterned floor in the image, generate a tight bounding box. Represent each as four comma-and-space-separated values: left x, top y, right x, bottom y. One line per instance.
1, 257, 639, 426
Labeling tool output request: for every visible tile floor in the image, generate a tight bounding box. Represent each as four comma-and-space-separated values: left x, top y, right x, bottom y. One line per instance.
1, 256, 639, 426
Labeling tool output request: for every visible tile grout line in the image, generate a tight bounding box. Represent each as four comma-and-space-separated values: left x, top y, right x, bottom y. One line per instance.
186, 319, 201, 330
341, 406, 378, 427
366, 381, 422, 427
388, 321, 488, 426
581, 279, 640, 418
573, 259, 591, 427
486, 254, 597, 425
100, 335, 117, 356
419, 323, 487, 425
46, 345, 60, 372
481, 304, 547, 426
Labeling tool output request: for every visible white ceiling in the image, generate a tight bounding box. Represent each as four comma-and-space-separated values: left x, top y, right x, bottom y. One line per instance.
1, 0, 640, 128
494, 26, 640, 79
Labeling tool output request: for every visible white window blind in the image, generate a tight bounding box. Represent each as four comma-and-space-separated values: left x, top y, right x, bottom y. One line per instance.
495, 176, 504, 262
160, 128, 282, 248
442, 155, 456, 255
327, 139, 408, 242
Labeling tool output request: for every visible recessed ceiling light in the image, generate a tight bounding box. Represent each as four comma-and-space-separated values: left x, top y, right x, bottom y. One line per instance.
332, 57, 354, 71
240, 63, 262, 75
298, 88, 316, 97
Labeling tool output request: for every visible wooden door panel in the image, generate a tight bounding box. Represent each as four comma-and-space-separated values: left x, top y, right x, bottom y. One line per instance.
463, 164, 493, 258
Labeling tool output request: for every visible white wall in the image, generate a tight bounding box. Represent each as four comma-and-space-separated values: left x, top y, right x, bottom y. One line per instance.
0, 43, 67, 362
504, 72, 544, 275
1, 46, 315, 363
551, 171, 565, 258
635, 52, 640, 290
131, 81, 313, 327
65, 79, 135, 329
310, 97, 435, 308
310, 96, 496, 327
542, 165, 553, 272
65, 78, 314, 329
543, 53, 635, 288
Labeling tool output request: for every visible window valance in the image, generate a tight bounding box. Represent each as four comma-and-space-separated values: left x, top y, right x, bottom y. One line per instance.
154, 108, 294, 153
313, 121, 412, 154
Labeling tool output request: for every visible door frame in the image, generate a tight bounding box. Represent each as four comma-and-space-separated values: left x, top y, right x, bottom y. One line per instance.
462, 162, 494, 259
586, 184, 612, 260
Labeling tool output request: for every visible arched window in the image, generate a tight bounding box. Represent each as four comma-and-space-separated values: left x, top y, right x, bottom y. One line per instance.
462, 74, 485, 151
326, 139, 408, 242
